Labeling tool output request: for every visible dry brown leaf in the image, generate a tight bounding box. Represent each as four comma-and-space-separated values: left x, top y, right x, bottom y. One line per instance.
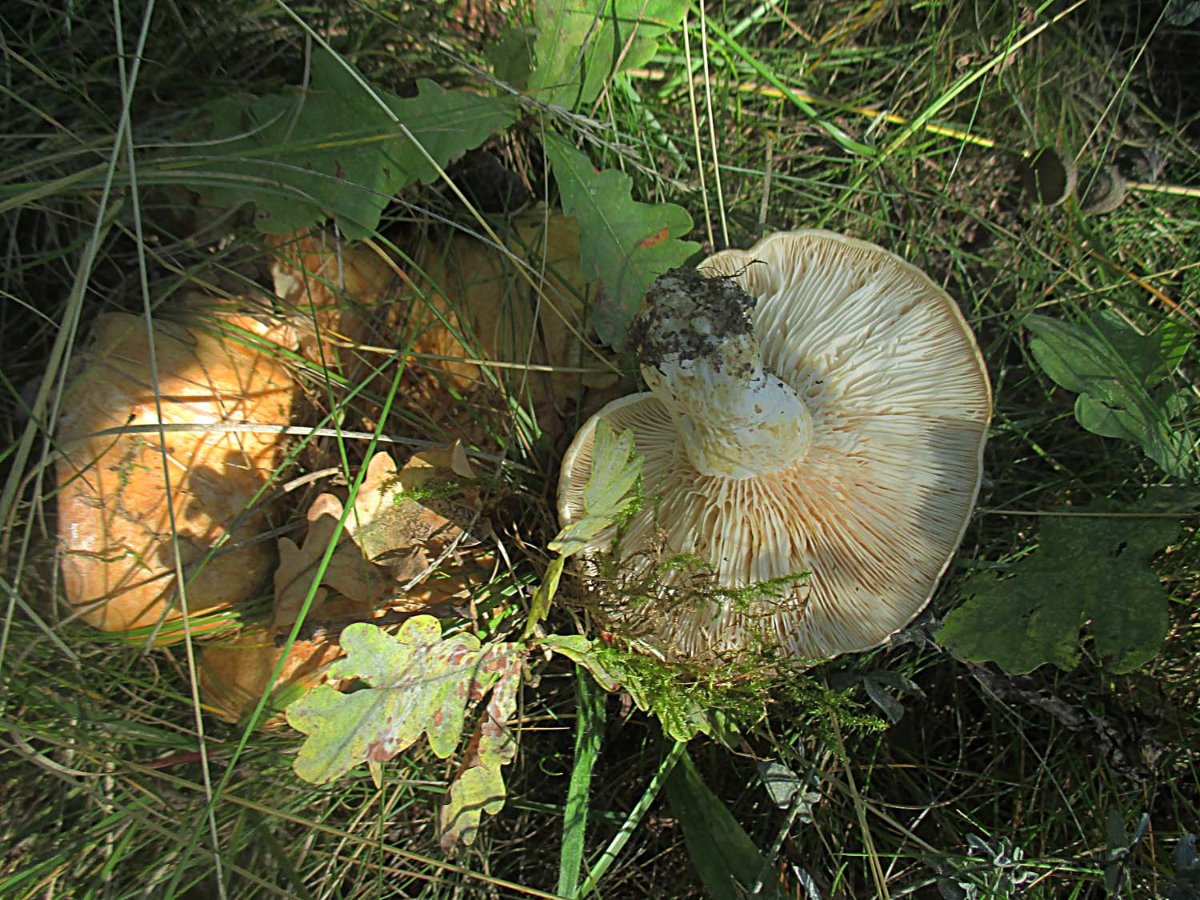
56, 302, 297, 634
272, 493, 384, 631
198, 626, 343, 728
352, 447, 492, 608
272, 447, 493, 631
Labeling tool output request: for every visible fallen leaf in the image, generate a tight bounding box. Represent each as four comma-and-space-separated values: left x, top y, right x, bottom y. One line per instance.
439, 645, 523, 849
270, 231, 397, 380
938, 499, 1180, 674
353, 447, 491, 599
56, 301, 297, 635
287, 618, 526, 849
272, 493, 384, 631
286, 617, 521, 777
272, 447, 492, 631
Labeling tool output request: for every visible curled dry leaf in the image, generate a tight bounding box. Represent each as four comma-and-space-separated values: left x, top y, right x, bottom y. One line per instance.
398, 210, 612, 433
271, 445, 493, 632
198, 626, 344, 728
56, 300, 297, 634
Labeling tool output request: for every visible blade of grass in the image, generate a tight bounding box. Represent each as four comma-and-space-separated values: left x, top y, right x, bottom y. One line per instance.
576, 738, 687, 897
558, 668, 606, 897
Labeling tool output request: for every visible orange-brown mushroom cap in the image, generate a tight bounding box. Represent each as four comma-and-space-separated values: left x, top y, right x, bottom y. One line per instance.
558, 230, 992, 662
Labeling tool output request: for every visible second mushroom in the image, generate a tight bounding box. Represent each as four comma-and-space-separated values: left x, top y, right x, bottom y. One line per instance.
558, 230, 992, 663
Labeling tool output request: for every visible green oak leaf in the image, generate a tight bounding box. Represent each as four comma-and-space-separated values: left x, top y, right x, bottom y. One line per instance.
1027, 311, 1193, 476
528, 0, 688, 109
286, 617, 518, 784
545, 133, 698, 349
188, 49, 516, 237
549, 419, 642, 556
938, 502, 1179, 674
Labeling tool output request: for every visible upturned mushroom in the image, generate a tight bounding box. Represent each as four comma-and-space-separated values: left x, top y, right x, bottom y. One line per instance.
557, 229, 992, 662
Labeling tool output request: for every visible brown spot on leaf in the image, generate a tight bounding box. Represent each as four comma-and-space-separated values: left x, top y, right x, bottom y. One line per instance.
638, 227, 670, 249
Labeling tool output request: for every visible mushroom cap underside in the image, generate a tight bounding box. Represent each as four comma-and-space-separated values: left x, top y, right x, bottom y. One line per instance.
557, 229, 992, 662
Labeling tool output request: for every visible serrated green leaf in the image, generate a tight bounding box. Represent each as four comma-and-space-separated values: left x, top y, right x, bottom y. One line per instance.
549, 420, 642, 556
666, 750, 783, 900
938, 501, 1179, 674
286, 617, 514, 784
188, 49, 516, 237
545, 133, 699, 348
1027, 311, 1194, 476
529, 0, 688, 109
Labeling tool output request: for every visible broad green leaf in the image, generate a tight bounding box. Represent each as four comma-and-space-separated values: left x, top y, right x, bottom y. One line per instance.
287, 617, 514, 781
1027, 311, 1193, 476
487, 26, 536, 88
938, 502, 1179, 674
439, 646, 524, 850
189, 49, 516, 237
549, 420, 642, 556
666, 750, 783, 900
529, 0, 688, 109
545, 133, 699, 348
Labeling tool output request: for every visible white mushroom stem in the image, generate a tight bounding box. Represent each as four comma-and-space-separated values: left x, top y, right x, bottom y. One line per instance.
631, 268, 813, 479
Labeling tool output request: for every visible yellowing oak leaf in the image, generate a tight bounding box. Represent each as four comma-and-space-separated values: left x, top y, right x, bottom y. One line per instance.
439, 645, 523, 849
286, 617, 526, 849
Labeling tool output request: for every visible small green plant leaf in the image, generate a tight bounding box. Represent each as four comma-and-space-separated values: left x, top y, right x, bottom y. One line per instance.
287, 617, 526, 848
545, 133, 699, 348
938, 502, 1179, 674
439, 646, 524, 850
543, 635, 710, 741
549, 419, 642, 556
528, 0, 688, 109
191, 49, 517, 237
1027, 311, 1194, 476
666, 750, 783, 900
523, 554, 565, 640
528, 420, 640, 638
